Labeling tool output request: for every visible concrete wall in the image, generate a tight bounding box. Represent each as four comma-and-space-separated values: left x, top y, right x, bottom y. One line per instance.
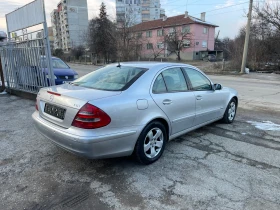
190, 24, 215, 52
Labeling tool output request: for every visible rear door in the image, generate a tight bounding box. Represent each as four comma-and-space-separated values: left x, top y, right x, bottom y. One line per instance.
151, 67, 196, 135
182, 68, 224, 126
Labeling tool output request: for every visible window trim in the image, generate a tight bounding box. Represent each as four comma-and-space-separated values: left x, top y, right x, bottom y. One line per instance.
181, 67, 213, 91
146, 30, 152, 38
152, 73, 167, 94
152, 67, 190, 94
202, 40, 208, 48
147, 43, 153, 50
203, 27, 208, 34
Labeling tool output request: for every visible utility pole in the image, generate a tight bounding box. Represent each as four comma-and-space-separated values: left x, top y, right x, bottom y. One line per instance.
240, 0, 253, 73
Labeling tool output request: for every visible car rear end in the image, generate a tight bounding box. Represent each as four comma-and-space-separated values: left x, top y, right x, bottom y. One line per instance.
32, 65, 148, 159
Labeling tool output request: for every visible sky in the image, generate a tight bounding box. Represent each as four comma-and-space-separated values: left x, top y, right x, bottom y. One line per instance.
0, 0, 275, 39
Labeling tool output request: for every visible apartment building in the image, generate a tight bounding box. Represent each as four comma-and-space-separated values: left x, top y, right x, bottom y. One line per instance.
116, 0, 165, 26
51, 0, 88, 52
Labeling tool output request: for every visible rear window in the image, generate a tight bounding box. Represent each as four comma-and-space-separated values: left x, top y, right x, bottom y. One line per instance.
41, 58, 69, 69
71, 65, 147, 91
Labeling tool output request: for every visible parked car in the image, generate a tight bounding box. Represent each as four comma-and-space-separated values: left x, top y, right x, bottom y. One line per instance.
32, 62, 238, 164
41, 56, 79, 85
15, 57, 79, 88
208, 54, 217, 62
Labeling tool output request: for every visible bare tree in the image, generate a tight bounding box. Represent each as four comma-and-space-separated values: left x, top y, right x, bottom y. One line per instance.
164, 27, 193, 61
116, 8, 141, 61
71, 45, 85, 60
254, 3, 280, 31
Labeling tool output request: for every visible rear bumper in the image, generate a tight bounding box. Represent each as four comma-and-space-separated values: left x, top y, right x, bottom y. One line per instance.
32, 111, 140, 159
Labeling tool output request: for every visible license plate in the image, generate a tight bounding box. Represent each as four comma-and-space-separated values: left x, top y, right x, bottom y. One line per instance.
44, 103, 66, 120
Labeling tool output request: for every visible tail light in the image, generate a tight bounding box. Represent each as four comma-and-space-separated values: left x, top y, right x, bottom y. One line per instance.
72, 103, 111, 129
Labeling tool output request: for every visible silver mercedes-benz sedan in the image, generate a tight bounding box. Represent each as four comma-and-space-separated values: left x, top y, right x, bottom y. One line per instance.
32, 62, 238, 164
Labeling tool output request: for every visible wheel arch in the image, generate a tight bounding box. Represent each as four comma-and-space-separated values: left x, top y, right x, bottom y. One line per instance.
139, 117, 170, 142
232, 96, 238, 107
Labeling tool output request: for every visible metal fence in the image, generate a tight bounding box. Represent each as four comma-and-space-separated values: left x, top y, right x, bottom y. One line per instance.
0, 30, 54, 94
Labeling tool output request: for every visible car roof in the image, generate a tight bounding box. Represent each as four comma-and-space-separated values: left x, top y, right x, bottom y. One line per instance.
108, 62, 199, 71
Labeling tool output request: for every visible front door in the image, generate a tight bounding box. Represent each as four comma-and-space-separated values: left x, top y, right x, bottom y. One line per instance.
151, 67, 196, 135
182, 68, 224, 126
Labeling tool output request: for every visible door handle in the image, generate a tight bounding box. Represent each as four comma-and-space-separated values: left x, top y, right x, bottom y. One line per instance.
163, 99, 172, 105
196, 95, 202, 100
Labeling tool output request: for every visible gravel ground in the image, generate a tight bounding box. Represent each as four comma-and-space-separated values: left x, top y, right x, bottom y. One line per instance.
1, 93, 280, 210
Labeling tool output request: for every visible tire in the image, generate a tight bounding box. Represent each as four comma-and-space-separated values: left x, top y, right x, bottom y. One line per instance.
222, 98, 237, 124
134, 121, 167, 165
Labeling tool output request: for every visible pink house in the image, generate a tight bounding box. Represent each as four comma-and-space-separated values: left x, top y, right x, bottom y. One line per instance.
131, 12, 220, 60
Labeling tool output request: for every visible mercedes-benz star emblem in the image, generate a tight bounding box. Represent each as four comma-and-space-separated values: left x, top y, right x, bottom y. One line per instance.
65, 76, 68, 79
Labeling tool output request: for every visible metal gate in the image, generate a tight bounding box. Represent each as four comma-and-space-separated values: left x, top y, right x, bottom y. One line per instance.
0, 31, 54, 93
0, 0, 54, 94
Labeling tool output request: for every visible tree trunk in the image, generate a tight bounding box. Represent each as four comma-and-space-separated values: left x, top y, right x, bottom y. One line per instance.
177, 51, 181, 61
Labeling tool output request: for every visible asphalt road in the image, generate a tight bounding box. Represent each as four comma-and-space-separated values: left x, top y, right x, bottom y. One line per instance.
0, 64, 280, 210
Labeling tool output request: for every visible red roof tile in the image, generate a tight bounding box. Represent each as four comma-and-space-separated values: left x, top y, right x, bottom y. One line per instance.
131, 14, 218, 32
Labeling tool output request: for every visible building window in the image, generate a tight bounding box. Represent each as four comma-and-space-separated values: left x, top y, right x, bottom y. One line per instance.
157, 42, 164, 49
183, 40, 191, 48
147, 43, 153, 49
137, 44, 142, 50
182, 25, 190, 34
203, 27, 208, 34
202, 41, 207, 48
142, 14, 150, 19
146, 31, 152, 38
157, 29, 163, 36
169, 27, 175, 34
137, 32, 142, 38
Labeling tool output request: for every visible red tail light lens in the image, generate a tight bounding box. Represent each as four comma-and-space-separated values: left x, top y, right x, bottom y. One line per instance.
72, 103, 111, 129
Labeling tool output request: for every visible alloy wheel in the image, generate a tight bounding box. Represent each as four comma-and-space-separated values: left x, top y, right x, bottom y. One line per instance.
143, 128, 164, 159
228, 101, 236, 121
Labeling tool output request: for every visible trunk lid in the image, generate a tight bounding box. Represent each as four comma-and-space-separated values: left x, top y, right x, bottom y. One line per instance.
37, 84, 121, 128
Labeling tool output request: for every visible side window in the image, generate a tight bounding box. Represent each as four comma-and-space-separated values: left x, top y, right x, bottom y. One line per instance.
183, 68, 212, 91
152, 74, 167, 93
162, 68, 188, 92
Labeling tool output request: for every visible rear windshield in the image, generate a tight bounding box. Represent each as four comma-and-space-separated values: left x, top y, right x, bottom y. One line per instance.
41, 58, 69, 69
71, 65, 147, 91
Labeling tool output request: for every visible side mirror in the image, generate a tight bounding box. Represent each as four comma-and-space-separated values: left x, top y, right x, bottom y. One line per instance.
214, 84, 222, 90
